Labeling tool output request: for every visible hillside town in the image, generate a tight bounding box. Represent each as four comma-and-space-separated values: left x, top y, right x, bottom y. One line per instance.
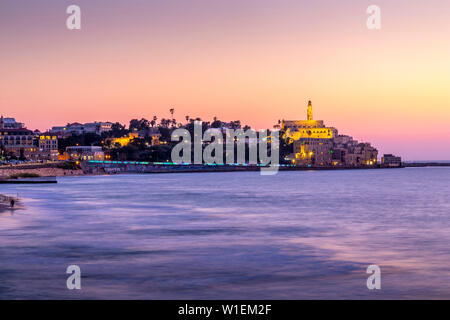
0, 103, 402, 169
281, 101, 390, 167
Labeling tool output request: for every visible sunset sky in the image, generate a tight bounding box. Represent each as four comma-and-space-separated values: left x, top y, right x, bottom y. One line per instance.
1, 0, 449, 160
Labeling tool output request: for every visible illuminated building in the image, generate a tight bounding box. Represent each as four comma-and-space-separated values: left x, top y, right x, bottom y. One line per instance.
37, 134, 59, 161
282, 101, 336, 138
282, 101, 378, 166
107, 132, 140, 147
106, 128, 161, 148
38, 134, 58, 151
344, 143, 378, 166
0, 126, 36, 158
0, 117, 59, 160
282, 101, 337, 166
66, 146, 105, 161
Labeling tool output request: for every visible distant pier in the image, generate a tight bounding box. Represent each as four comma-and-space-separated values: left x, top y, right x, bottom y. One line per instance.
0, 176, 57, 184
404, 162, 450, 168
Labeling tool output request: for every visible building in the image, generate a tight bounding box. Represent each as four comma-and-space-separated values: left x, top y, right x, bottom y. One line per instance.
382, 154, 402, 167
106, 132, 140, 147
37, 134, 59, 161
48, 126, 69, 138
50, 121, 113, 137
0, 116, 24, 129
66, 146, 105, 161
331, 135, 378, 166
343, 143, 378, 166
38, 134, 58, 152
106, 128, 162, 148
0, 125, 36, 158
137, 127, 162, 146
84, 122, 113, 135
0, 117, 60, 161
283, 101, 338, 166
282, 101, 378, 166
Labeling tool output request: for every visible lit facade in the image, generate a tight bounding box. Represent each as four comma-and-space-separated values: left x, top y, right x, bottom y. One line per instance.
38, 134, 58, 152
282, 101, 378, 166
37, 134, 59, 161
66, 146, 105, 161
0, 117, 59, 160
106, 133, 139, 147
283, 101, 337, 166
0, 127, 36, 158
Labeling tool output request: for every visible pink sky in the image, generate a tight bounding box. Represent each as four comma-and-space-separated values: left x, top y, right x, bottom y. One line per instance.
1, 0, 449, 160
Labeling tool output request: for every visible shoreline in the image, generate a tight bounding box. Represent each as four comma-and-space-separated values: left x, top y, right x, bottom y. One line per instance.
83, 162, 407, 175
1, 162, 448, 179
0, 194, 21, 213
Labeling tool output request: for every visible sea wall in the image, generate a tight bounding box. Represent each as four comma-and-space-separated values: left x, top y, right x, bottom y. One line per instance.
0, 165, 84, 178
82, 161, 404, 174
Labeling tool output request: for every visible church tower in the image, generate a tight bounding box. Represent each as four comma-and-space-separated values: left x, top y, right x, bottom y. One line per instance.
307, 100, 313, 121
0, 115, 4, 130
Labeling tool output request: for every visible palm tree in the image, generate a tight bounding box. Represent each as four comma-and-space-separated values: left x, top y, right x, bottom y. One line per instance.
161, 118, 170, 128
169, 108, 175, 121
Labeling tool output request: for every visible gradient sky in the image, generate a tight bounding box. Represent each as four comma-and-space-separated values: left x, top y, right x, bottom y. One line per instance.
1, 0, 449, 160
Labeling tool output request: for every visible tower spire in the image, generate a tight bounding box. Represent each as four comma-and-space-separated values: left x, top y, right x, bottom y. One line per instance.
307, 100, 313, 121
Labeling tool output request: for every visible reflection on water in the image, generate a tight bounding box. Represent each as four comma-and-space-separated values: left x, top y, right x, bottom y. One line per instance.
0, 168, 449, 299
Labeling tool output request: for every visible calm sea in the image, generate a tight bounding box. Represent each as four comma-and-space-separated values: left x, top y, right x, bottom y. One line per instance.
1, 167, 449, 299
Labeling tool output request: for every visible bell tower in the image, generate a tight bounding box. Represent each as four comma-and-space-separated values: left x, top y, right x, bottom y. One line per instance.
307, 100, 313, 121
0, 115, 4, 129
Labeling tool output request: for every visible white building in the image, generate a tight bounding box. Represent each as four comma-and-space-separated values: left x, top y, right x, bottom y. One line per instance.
50, 122, 113, 136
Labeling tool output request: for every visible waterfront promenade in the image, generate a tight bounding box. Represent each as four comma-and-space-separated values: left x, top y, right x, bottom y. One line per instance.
2, 160, 450, 178
82, 160, 406, 175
